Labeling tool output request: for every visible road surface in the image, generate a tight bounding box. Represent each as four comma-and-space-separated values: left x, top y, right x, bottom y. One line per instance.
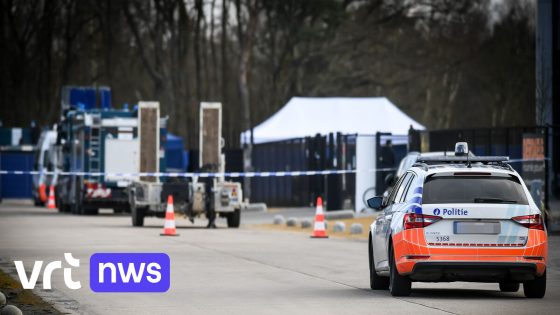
0, 200, 559, 315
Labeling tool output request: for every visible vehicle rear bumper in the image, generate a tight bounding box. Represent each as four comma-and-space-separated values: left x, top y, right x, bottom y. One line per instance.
405, 261, 541, 282
392, 229, 547, 281
84, 187, 128, 207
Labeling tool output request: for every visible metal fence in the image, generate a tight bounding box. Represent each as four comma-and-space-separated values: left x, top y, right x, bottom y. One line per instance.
249, 133, 408, 209
250, 134, 358, 209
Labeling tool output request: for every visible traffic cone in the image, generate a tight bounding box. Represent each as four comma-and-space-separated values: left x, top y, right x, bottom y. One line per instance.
311, 196, 328, 238
160, 195, 179, 236
39, 183, 47, 203
47, 185, 56, 210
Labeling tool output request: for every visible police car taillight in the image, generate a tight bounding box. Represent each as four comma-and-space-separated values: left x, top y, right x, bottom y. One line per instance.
403, 213, 442, 229
512, 214, 544, 230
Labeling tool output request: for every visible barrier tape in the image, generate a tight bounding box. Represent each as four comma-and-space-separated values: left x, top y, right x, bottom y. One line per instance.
0, 168, 397, 178
0, 158, 546, 178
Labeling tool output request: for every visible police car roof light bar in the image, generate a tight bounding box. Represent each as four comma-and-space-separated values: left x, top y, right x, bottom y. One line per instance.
415, 156, 513, 171
415, 156, 510, 164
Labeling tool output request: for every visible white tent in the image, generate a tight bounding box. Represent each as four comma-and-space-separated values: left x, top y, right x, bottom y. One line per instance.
241, 97, 425, 144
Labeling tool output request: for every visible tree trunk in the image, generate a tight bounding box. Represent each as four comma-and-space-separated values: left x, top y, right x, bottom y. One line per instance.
194, 0, 204, 102
236, 0, 258, 200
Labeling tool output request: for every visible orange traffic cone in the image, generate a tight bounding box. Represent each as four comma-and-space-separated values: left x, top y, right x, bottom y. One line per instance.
311, 196, 328, 238
160, 195, 179, 236
47, 185, 56, 210
39, 184, 47, 203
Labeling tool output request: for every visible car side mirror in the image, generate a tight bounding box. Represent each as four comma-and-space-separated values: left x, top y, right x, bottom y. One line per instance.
367, 196, 384, 211
384, 173, 395, 187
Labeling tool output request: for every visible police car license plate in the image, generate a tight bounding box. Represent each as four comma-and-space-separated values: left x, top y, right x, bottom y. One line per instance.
454, 221, 500, 234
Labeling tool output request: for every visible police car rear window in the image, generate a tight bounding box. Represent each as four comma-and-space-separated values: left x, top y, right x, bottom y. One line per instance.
423, 176, 528, 205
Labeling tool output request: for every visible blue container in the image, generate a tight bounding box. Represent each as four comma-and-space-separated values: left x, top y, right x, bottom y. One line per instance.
0, 149, 34, 199
99, 86, 112, 110
68, 87, 97, 110
165, 133, 188, 171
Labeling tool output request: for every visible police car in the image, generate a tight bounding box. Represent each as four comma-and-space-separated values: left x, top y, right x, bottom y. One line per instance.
367, 143, 547, 297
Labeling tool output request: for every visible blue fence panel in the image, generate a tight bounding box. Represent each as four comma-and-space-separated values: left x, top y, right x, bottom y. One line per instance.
1, 151, 34, 198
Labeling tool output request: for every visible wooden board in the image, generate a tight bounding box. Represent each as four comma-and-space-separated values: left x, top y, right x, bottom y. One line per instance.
199, 102, 222, 171
139, 102, 160, 182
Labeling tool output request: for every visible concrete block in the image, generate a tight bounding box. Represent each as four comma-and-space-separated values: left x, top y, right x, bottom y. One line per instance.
300, 219, 312, 228
273, 215, 285, 225
350, 223, 364, 234
333, 221, 346, 233
286, 217, 298, 227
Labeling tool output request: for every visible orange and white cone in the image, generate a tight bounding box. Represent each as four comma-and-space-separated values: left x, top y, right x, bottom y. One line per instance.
311, 196, 328, 238
39, 183, 47, 203
47, 185, 56, 210
160, 195, 179, 236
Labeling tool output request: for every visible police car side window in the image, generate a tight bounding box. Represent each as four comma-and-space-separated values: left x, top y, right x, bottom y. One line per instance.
387, 175, 406, 205
393, 173, 412, 204
401, 174, 417, 203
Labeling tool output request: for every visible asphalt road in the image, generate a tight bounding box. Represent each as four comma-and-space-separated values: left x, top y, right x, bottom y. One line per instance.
1, 200, 559, 315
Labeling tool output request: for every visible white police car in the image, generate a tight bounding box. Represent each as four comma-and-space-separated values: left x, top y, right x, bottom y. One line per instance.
367, 143, 547, 297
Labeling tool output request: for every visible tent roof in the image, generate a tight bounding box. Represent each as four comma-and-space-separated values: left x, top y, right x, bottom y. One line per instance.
241, 97, 425, 144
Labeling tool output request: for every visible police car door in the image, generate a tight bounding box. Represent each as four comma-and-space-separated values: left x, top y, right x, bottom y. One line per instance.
375, 173, 413, 266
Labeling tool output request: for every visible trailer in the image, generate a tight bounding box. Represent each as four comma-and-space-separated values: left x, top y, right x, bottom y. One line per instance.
128, 102, 244, 228
191, 102, 243, 228
127, 102, 190, 226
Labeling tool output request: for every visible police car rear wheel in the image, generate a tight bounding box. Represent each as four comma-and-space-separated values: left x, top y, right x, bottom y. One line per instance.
369, 234, 389, 290
523, 271, 546, 298
499, 282, 519, 292
389, 243, 411, 296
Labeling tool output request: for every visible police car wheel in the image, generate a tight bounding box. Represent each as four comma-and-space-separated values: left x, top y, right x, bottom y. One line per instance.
499, 282, 519, 292
389, 243, 411, 296
523, 271, 546, 298
369, 234, 389, 290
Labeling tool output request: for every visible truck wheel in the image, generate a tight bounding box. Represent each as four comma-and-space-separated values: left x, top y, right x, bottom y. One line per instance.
227, 209, 241, 228
389, 243, 411, 296
131, 206, 145, 227
56, 194, 65, 212
71, 203, 80, 215
82, 205, 99, 215
499, 282, 520, 292
524, 271, 546, 298
59, 201, 69, 213
33, 196, 44, 207
369, 234, 389, 290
